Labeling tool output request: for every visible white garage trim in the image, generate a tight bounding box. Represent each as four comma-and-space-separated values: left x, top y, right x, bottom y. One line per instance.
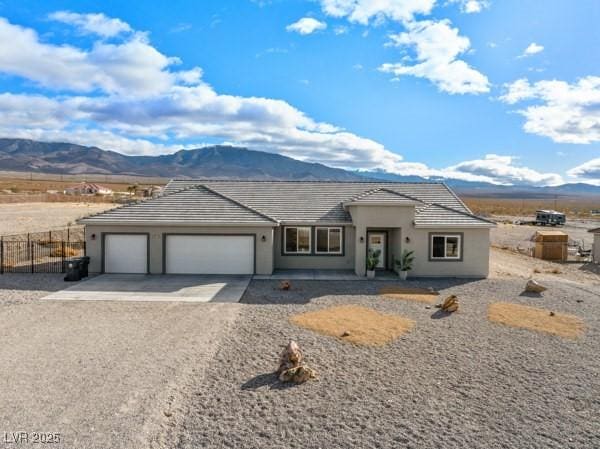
164, 234, 255, 275
103, 233, 149, 274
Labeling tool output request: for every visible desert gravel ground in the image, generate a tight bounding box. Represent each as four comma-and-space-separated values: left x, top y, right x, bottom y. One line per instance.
175, 277, 600, 449
0, 202, 115, 236
0, 274, 241, 449
490, 247, 600, 287
491, 220, 597, 250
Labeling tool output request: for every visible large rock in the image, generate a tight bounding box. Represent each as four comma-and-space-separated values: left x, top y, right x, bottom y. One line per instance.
277, 340, 317, 384
525, 279, 547, 293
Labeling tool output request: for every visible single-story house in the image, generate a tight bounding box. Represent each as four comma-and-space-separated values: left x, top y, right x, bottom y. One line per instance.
589, 228, 600, 263
79, 180, 495, 277
64, 182, 113, 196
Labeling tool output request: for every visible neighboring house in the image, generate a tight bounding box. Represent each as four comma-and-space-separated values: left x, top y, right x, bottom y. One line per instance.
64, 182, 113, 196
589, 228, 600, 263
79, 180, 495, 277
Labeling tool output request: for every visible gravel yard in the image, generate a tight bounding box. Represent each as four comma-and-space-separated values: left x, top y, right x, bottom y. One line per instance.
174, 277, 600, 449
0, 274, 241, 449
0, 202, 115, 236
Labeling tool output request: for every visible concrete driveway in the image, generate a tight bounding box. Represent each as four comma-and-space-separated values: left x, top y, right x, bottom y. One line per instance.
0, 297, 242, 449
43, 274, 251, 303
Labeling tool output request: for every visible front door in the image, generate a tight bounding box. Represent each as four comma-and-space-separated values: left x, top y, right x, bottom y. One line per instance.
367, 232, 386, 269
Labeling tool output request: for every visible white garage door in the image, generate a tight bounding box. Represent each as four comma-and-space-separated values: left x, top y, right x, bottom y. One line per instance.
165, 235, 254, 274
104, 234, 148, 274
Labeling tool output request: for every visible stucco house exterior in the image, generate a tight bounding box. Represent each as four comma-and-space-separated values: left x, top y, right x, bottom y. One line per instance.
79, 180, 495, 277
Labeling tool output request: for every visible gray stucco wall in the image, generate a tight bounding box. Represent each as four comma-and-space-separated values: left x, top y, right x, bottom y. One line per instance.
273, 226, 355, 270
348, 204, 490, 278
594, 233, 600, 263
85, 225, 275, 275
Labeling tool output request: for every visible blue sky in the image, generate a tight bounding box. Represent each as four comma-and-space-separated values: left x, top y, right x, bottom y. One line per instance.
0, 0, 598, 185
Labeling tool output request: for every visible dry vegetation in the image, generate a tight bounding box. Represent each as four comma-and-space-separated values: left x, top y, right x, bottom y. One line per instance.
378, 286, 440, 304
0, 178, 133, 193
290, 305, 415, 346
464, 197, 600, 218
488, 302, 585, 339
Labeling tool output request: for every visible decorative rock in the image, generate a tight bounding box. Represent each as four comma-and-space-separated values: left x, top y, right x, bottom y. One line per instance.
440, 295, 459, 313
525, 279, 547, 293
280, 280, 291, 291
277, 340, 317, 384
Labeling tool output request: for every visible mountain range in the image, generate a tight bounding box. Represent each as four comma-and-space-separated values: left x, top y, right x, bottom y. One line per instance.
0, 138, 599, 198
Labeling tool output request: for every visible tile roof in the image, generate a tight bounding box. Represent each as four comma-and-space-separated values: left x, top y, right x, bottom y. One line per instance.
163, 179, 481, 224
79, 185, 277, 225
344, 187, 421, 205
414, 203, 495, 228
81, 179, 493, 228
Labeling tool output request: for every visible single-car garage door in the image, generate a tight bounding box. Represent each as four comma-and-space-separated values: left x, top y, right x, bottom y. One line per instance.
104, 234, 148, 274
165, 235, 254, 274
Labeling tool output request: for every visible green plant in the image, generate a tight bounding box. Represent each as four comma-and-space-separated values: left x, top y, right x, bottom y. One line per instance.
366, 249, 381, 271
395, 250, 415, 272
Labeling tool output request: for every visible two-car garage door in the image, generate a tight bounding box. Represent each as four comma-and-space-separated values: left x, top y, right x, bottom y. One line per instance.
103, 234, 254, 274
165, 235, 254, 274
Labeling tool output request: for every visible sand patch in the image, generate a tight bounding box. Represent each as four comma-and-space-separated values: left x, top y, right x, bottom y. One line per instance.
290, 305, 415, 346
378, 286, 439, 304
488, 302, 584, 339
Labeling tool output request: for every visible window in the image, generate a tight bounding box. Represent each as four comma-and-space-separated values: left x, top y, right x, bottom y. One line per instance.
315, 227, 343, 254
284, 227, 311, 254
431, 234, 461, 260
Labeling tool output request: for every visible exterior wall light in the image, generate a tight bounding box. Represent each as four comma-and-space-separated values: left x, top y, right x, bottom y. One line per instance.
261, 235, 267, 242
91, 233, 96, 240
405, 236, 410, 243
360, 236, 364, 243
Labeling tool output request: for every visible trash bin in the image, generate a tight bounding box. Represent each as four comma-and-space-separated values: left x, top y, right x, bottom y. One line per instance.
64, 258, 82, 282
79, 256, 90, 278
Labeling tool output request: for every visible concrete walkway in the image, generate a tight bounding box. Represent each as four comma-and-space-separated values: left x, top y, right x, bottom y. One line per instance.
43, 274, 251, 303
253, 269, 400, 280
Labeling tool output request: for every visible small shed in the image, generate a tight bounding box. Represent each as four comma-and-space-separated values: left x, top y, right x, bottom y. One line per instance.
533, 230, 568, 262
589, 228, 600, 263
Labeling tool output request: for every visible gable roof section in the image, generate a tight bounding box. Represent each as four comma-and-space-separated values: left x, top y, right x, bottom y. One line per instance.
79, 185, 277, 226
414, 203, 495, 228
343, 188, 422, 206
163, 180, 473, 224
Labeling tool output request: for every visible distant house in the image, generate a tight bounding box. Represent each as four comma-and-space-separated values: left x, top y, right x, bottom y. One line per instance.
79, 180, 495, 277
64, 182, 113, 196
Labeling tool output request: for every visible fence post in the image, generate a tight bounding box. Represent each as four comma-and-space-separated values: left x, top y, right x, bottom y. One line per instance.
61, 241, 65, 273
0, 237, 3, 275
30, 240, 34, 273
49, 230, 52, 243
67, 227, 70, 243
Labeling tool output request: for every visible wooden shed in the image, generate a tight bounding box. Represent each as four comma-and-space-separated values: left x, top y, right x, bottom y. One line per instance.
589, 228, 600, 263
533, 230, 568, 262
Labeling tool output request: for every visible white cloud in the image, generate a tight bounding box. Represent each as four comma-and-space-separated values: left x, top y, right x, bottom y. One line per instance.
48, 11, 132, 37
333, 25, 349, 35
500, 76, 600, 144
360, 154, 565, 186
519, 42, 544, 58
320, 0, 436, 24
286, 17, 327, 35
379, 19, 490, 94
0, 17, 200, 95
567, 158, 600, 185
448, 0, 490, 14
0, 15, 411, 172
445, 154, 564, 186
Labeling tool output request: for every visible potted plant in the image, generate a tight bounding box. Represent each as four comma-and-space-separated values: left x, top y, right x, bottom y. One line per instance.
394, 249, 415, 280
366, 249, 381, 279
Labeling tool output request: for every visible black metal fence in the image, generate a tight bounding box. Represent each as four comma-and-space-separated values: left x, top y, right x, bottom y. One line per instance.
0, 226, 85, 243
0, 240, 85, 273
